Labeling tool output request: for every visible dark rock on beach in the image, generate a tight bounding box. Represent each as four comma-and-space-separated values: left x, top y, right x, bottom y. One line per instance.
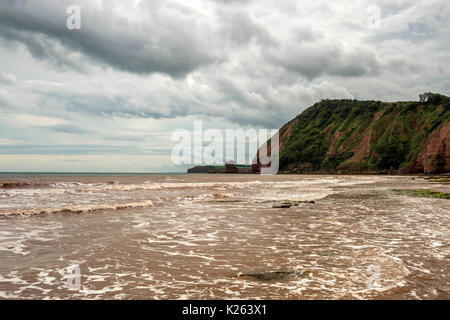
272, 200, 315, 208
238, 270, 312, 281
272, 203, 292, 208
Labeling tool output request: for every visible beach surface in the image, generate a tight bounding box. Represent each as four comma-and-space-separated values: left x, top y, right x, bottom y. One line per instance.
0, 173, 448, 299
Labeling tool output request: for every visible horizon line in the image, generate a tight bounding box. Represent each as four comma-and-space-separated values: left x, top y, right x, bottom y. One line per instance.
0, 172, 187, 174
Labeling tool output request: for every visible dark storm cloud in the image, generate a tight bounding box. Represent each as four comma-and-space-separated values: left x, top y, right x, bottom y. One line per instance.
0, 0, 448, 134
0, 28, 87, 72
0, 0, 380, 82
0, 0, 219, 77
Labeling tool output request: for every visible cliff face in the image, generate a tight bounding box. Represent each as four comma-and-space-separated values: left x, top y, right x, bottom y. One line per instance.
410, 123, 450, 173
257, 93, 450, 174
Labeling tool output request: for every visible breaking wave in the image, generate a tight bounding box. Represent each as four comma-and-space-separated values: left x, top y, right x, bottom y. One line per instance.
0, 199, 154, 217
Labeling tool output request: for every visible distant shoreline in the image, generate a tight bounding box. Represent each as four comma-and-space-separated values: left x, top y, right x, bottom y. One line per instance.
0, 172, 188, 175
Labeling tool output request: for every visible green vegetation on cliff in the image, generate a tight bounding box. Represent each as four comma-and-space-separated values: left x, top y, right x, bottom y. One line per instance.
270, 93, 450, 173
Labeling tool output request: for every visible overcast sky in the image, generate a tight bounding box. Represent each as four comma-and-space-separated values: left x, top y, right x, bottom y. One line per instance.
0, 0, 449, 172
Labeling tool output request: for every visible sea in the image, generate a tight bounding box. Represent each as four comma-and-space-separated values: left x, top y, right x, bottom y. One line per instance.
0, 173, 448, 299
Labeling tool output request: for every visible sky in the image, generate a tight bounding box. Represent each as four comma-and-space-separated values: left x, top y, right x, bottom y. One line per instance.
0, 0, 449, 172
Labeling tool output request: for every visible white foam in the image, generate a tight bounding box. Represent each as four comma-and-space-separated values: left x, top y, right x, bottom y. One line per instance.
0, 199, 154, 217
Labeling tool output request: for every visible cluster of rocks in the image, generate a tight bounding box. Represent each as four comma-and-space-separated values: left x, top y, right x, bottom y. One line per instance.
272, 200, 315, 208
237, 270, 312, 281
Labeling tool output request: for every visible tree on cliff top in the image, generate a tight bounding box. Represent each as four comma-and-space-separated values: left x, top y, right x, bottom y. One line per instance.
419, 93, 449, 104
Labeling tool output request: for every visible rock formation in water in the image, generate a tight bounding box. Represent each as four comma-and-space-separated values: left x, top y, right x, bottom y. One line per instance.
255, 93, 450, 174
187, 161, 255, 173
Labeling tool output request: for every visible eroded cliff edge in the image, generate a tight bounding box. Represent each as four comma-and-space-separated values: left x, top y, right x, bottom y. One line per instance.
256, 93, 450, 174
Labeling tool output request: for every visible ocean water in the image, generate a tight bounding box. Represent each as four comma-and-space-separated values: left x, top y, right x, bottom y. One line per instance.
0, 173, 448, 299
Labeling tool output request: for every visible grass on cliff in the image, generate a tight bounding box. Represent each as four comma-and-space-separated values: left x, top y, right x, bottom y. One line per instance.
393, 189, 450, 199
424, 176, 450, 184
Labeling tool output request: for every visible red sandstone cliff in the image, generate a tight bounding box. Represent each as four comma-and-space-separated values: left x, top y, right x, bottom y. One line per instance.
410, 123, 450, 173
255, 94, 450, 174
